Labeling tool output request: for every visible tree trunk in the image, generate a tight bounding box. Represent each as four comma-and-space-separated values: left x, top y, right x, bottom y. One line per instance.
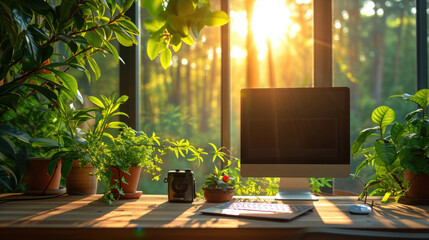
246, 0, 259, 88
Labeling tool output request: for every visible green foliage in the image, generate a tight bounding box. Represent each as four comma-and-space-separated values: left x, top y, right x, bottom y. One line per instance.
142, 0, 229, 69
202, 171, 236, 192
88, 125, 206, 205
34, 92, 128, 177
352, 89, 429, 202
0, 0, 140, 115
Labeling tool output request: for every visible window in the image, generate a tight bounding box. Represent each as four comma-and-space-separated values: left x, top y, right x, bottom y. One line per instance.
121, 0, 428, 195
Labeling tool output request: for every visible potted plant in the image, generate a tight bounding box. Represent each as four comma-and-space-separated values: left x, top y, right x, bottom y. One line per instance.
0, 90, 64, 195
87, 126, 160, 203
352, 89, 429, 204
202, 168, 236, 203
52, 92, 128, 195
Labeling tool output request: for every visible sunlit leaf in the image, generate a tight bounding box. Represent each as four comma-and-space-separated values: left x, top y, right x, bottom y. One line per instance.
371, 106, 395, 135
142, 0, 163, 17
160, 48, 172, 69
87, 57, 101, 81
203, 10, 229, 26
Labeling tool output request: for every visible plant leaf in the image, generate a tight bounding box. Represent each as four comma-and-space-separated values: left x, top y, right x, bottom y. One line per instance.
203, 10, 229, 26
160, 48, 172, 69
374, 140, 396, 166
371, 106, 395, 135
87, 57, 101, 81
142, 0, 163, 17
351, 127, 379, 155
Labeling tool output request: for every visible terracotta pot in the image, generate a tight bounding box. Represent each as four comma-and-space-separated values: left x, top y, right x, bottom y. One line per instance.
25, 157, 62, 195
66, 160, 98, 195
404, 170, 429, 198
399, 170, 429, 205
109, 166, 142, 199
203, 188, 234, 203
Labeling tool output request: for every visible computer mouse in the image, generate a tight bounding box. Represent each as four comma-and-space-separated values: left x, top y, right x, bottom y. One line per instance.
347, 204, 372, 214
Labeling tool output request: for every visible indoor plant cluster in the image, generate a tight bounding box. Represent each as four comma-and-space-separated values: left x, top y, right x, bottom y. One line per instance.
352, 89, 429, 203
0, 0, 229, 195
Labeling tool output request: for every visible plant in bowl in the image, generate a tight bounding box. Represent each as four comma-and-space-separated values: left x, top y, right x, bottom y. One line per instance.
202, 167, 236, 203
352, 89, 429, 203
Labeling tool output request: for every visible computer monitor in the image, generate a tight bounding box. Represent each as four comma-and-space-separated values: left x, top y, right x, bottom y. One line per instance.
240, 87, 350, 200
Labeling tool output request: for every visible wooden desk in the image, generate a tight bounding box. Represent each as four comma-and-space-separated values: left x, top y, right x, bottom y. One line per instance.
0, 194, 428, 240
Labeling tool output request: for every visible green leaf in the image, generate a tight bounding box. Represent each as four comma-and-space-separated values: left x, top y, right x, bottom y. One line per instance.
147, 35, 164, 60
176, 0, 195, 16
89, 96, 105, 109
12, 7, 31, 32
374, 140, 396, 166
410, 89, 429, 110
142, 0, 163, 17
23, 84, 58, 101
0, 125, 31, 143
381, 191, 392, 203
50, 70, 78, 99
405, 109, 423, 121
61, 158, 74, 177
143, 18, 165, 34
23, 0, 51, 15
371, 106, 395, 135
182, 34, 194, 45
107, 121, 127, 129
203, 10, 229, 26
121, 0, 135, 13
30, 138, 59, 148
160, 48, 172, 69
390, 122, 407, 144
85, 31, 103, 48
24, 30, 41, 63
87, 57, 101, 81
0, 136, 17, 160
114, 29, 134, 47
168, 15, 188, 36
354, 155, 376, 178
351, 127, 379, 155
117, 19, 139, 35
116, 95, 129, 104
105, 41, 119, 63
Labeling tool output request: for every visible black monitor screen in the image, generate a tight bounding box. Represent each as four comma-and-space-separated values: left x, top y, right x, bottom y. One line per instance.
241, 88, 350, 165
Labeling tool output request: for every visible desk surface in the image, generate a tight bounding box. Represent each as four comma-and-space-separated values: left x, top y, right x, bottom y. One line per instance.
0, 194, 428, 240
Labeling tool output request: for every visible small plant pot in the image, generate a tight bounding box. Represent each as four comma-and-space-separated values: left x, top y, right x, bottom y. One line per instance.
109, 166, 142, 199
66, 160, 98, 195
399, 170, 429, 205
203, 188, 234, 203
25, 157, 64, 195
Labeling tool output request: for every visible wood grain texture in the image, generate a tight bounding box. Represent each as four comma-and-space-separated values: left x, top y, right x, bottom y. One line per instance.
0, 194, 428, 240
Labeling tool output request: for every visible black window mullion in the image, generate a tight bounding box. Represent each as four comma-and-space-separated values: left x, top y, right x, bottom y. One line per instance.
416, 0, 428, 90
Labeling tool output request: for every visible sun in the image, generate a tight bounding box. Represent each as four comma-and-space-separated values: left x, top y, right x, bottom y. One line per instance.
252, 0, 292, 47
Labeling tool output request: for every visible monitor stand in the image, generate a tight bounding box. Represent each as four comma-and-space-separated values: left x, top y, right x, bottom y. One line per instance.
275, 178, 318, 201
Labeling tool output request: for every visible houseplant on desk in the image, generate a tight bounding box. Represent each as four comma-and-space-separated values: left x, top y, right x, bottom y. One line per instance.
202, 170, 236, 203
88, 125, 212, 205
352, 89, 429, 204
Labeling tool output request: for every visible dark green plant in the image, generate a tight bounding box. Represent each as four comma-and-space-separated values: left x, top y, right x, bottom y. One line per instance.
0, 125, 31, 192
352, 89, 429, 202
0, 0, 140, 115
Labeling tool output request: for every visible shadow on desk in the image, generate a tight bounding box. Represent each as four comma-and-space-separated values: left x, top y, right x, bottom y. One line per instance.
292, 227, 429, 240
